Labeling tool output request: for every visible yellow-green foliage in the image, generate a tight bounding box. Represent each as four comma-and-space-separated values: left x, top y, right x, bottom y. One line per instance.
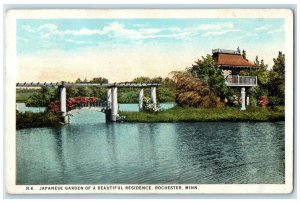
173, 71, 223, 108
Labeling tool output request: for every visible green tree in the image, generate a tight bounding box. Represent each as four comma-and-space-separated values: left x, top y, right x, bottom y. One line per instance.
239, 56, 270, 106
163, 77, 176, 87
154, 77, 175, 102
242, 50, 246, 59
70, 77, 108, 98
267, 51, 285, 106
189, 54, 230, 101
25, 87, 56, 107
90, 77, 108, 84
238, 52, 285, 108
92, 88, 107, 100
237, 46, 241, 54
66, 87, 80, 98
118, 76, 175, 103
150, 77, 163, 83
89, 77, 109, 100
157, 86, 175, 102
118, 90, 139, 103
131, 77, 151, 83
75, 78, 82, 83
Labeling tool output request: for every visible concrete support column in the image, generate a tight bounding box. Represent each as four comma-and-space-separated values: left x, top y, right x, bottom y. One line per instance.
139, 88, 144, 111
241, 87, 246, 110
107, 88, 112, 110
151, 87, 158, 112
59, 85, 67, 123
111, 87, 118, 121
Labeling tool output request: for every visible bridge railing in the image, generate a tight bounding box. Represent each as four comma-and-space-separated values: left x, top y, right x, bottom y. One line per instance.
225, 75, 257, 86
16, 82, 160, 88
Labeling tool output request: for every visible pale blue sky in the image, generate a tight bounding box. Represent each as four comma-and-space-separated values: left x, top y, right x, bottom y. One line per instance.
16, 18, 285, 82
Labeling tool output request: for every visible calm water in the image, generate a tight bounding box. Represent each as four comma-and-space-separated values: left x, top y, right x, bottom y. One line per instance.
16, 102, 175, 113
16, 103, 46, 113
16, 106, 285, 185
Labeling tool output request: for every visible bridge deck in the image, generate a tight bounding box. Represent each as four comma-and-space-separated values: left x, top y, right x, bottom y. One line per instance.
16, 82, 160, 88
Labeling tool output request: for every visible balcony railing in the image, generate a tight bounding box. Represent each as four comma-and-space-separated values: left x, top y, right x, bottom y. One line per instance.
225, 75, 257, 86
212, 49, 240, 55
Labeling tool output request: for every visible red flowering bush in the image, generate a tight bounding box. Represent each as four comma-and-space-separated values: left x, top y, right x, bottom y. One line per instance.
258, 96, 270, 107
49, 96, 98, 113
49, 100, 61, 113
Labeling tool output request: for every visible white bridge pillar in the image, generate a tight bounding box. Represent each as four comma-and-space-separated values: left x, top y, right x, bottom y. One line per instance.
241, 87, 246, 111
139, 88, 144, 111
247, 96, 250, 106
111, 87, 118, 121
151, 87, 158, 112
107, 88, 112, 110
59, 83, 67, 123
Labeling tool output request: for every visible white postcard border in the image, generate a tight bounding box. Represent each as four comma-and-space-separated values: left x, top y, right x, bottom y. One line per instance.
4, 8, 294, 194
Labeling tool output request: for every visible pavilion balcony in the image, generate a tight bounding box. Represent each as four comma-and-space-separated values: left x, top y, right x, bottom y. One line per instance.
225, 75, 257, 87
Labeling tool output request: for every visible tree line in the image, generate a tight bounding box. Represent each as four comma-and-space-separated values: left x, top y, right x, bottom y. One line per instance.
18, 51, 285, 110
19, 76, 175, 107
172, 51, 285, 109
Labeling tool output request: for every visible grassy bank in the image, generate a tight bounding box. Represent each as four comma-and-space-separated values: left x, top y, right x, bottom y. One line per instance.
16, 92, 32, 103
16, 111, 63, 129
119, 106, 284, 122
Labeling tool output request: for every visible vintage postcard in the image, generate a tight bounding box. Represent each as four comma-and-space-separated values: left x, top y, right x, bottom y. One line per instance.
4, 9, 293, 194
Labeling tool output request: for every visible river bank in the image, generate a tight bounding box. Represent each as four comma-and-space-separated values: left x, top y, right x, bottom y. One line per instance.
16, 105, 284, 129
16, 111, 63, 129
16, 103, 175, 129
119, 106, 284, 122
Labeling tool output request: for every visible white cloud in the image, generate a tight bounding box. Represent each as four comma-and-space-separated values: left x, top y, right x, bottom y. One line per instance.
167, 27, 182, 32
138, 32, 194, 40
65, 39, 87, 44
100, 23, 162, 39
164, 23, 236, 39
37, 24, 58, 32
22, 25, 36, 33
196, 22, 234, 30
132, 23, 148, 28
255, 24, 273, 31
38, 22, 163, 40
201, 29, 240, 37
267, 28, 284, 34
138, 28, 161, 35
166, 22, 235, 36
245, 32, 258, 37
102, 22, 144, 39
24, 22, 238, 41
23, 24, 58, 33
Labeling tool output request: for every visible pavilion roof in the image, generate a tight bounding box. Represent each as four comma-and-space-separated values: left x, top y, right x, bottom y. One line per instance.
213, 53, 257, 68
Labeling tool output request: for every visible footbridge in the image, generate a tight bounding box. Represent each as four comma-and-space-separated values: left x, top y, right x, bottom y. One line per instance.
16, 81, 160, 123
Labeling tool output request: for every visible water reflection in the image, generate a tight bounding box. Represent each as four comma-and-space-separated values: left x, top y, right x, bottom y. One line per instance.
104, 123, 118, 178
173, 122, 285, 184
52, 128, 65, 179
16, 110, 285, 185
